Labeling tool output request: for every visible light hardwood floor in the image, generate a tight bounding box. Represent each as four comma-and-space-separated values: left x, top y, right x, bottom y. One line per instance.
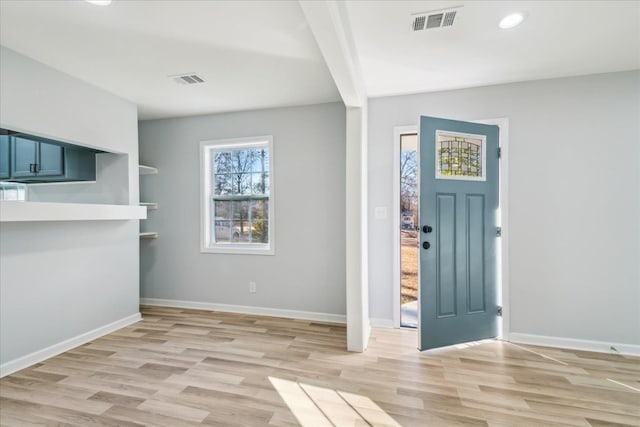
1, 306, 638, 426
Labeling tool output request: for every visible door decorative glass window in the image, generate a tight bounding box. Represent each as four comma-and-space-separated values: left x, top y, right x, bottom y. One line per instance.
435, 130, 486, 181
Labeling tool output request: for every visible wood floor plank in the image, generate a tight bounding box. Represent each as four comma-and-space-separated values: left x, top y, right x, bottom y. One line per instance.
0, 383, 111, 416
525, 399, 640, 426
1, 305, 638, 427
87, 391, 146, 409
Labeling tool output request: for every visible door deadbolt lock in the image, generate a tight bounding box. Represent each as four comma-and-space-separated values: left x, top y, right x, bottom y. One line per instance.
422, 225, 433, 233
422, 241, 431, 250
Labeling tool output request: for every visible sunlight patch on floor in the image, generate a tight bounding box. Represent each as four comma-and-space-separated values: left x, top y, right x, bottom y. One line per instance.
607, 378, 640, 393
506, 342, 569, 365
268, 377, 401, 427
454, 339, 494, 350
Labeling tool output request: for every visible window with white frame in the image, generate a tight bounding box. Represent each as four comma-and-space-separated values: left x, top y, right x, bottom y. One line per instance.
201, 136, 274, 255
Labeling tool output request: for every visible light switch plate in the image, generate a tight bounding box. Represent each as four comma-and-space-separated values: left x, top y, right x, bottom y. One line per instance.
374, 206, 388, 220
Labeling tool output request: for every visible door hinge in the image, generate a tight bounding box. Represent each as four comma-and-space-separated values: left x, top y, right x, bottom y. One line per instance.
497, 147, 502, 159
497, 306, 503, 317
496, 226, 502, 237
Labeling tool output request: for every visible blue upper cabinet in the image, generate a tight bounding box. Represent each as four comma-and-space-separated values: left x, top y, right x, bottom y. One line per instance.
11, 136, 39, 178
37, 142, 65, 177
4, 131, 96, 183
0, 134, 10, 180
12, 137, 64, 178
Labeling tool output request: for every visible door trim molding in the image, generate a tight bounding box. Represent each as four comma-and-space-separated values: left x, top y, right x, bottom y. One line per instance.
475, 117, 509, 340
391, 118, 510, 340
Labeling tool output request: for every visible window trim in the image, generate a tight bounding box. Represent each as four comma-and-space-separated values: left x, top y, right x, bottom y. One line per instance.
200, 135, 275, 255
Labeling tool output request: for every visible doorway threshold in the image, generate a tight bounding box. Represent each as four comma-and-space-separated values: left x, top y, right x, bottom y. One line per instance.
401, 300, 418, 328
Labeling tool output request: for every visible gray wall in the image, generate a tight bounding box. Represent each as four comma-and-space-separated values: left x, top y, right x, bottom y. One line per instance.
0, 46, 138, 205
139, 102, 346, 316
0, 47, 140, 369
368, 71, 640, 345
0, 221, 139, 362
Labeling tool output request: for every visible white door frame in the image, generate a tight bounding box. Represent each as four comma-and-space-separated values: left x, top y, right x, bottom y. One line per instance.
392, 118, 510, 341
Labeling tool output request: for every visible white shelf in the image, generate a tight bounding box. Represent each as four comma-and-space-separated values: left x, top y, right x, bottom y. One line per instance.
140, 202, 158, 210
138, 165, 158, 175
139, 165, 157, 240
0, 201, 147, 222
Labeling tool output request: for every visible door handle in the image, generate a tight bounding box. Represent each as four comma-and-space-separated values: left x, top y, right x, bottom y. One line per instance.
422, 225, 433, 233
423, 241, 431, 250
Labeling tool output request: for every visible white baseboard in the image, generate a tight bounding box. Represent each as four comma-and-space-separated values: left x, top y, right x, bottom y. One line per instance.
370, 318, 395, 328
0, 313, 141, 378
509, 333, 640, 357
140, 298, 346, 324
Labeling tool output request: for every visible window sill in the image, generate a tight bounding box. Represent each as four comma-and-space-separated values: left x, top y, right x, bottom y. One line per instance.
201, 245, 274, 256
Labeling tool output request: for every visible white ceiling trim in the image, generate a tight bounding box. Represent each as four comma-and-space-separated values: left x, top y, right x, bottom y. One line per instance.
299, 0, 366, 107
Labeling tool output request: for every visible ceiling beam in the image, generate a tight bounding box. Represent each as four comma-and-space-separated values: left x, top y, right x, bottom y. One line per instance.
299, 1, 366, 107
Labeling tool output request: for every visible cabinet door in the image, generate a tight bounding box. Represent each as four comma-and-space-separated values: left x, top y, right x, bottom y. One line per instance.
38, 142, 64, 176
12, 136, 38, 178
0, 135, 9, 180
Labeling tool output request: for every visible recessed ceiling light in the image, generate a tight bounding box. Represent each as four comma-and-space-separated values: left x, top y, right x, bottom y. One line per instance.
499, 13, 525, 29
85, 0, 112, 5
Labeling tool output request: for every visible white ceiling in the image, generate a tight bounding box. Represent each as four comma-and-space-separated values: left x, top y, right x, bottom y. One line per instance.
0, 1, 340, 120
0, 1, 638, 120
345, 1, 640, 97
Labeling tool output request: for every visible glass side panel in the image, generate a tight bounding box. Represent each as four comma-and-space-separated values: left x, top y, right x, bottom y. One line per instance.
399, 133, 418, 328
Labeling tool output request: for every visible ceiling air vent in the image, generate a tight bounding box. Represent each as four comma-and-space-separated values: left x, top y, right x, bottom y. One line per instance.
412, 15, 426, 31
411, 7, 461, 32
170, 73, 205, 85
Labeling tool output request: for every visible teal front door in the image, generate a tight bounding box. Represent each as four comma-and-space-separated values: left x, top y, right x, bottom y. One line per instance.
419, 116, 499, 351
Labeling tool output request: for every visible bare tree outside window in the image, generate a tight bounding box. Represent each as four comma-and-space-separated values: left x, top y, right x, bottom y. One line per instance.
400, 133, 418, 328
201, 136, 274, 255
400, 149, 418, 228
212, 146, 269, 244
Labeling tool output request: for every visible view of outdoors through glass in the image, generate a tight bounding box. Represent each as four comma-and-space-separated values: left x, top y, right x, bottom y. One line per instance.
400, 133, 418, 328
212, 146, 269, 244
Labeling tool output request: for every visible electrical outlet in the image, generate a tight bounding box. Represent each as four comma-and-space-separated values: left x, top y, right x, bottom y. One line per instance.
249, 281, 256, 293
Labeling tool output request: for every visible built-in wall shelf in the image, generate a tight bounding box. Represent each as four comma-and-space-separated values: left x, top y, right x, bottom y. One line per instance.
138, 165, 158, 175
0, 201, 147, 222
139, 163, 158, 240
140, 202, 158, 210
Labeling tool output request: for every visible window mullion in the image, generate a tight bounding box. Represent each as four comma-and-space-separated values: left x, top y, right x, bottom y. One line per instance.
211, 195, 268, 202
248, 199, 253, 243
